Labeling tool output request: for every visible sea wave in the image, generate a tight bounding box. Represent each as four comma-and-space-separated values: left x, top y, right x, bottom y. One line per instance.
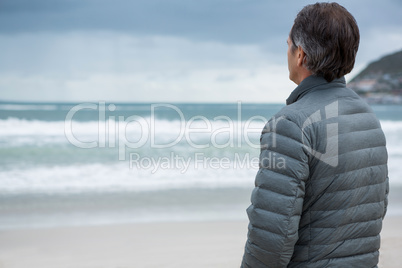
0, 161, 256, 194
0, 117, 265, 149
1, 118, 401, 152
1, 118, 401, 194
0, 104, 60, 111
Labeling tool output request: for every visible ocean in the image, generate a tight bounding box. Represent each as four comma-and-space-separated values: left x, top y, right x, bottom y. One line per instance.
1, 101, 402, 229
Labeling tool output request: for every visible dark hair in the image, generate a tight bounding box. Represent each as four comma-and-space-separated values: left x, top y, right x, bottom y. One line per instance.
290, 2, 360, 82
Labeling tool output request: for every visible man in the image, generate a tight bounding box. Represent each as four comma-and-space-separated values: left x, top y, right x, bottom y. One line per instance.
242, 3, 389, 268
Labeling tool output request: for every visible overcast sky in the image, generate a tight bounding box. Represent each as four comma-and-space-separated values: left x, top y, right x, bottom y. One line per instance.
1, 0, 402, 103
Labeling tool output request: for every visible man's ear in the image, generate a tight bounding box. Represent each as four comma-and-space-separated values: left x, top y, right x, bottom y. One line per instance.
297, 46, 306, 67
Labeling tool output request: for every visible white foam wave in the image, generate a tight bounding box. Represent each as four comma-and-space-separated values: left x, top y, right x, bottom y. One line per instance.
1, 118, 400, 137
0, 117, 264, 148
380, 121, 402, 155
1, 118, 401, 190
0, 161, 256, 194
0, 104, 59, 111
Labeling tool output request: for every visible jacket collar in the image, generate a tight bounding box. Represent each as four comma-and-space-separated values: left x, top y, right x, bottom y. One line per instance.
286, 75, 346, 105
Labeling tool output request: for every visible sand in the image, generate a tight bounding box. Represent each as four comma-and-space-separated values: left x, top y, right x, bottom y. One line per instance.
0, 217, 400, 268
0, 221, 248, 268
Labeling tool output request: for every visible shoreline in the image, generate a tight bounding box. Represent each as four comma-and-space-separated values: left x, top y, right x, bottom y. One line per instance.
0, 216, 400, 268
0, 220, 248, 268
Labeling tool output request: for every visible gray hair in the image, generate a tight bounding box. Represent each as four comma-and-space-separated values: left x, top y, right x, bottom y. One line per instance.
290, 2, 360, 82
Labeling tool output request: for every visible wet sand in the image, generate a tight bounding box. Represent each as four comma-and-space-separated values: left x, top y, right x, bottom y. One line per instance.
0, 217, 400, 268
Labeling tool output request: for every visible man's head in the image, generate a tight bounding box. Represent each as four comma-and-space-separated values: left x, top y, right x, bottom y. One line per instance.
288, 2, 360, 84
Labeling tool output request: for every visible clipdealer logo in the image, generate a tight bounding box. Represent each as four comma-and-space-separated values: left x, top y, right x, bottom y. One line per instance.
64, 102, 267, 160
63, 101, 339, 172
301, 101, 339, 167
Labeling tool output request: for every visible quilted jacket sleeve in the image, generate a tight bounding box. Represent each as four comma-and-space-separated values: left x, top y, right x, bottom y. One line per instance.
384, 175, 389, 219
241, 116, 310, 268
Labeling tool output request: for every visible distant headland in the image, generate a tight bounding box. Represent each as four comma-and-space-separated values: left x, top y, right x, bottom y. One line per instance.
348, 49, 402, 104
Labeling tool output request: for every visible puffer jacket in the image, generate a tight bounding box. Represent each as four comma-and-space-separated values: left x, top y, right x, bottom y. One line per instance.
242, 75, 389, 268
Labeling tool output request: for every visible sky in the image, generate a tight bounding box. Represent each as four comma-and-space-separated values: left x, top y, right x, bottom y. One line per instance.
1, 0, 402, 103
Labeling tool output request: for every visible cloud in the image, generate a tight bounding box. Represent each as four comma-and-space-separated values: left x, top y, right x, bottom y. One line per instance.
0, 67, 293, 103
0, 0, 401, 102
1, 0, 401, 42
0, 31, 284, 74
0, 32, 293, 102
0, 0, 292, 45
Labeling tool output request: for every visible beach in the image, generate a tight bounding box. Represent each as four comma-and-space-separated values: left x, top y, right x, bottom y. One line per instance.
0, 221, 248, 268
1, 103, 402, 267
0, 216, 400, 268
